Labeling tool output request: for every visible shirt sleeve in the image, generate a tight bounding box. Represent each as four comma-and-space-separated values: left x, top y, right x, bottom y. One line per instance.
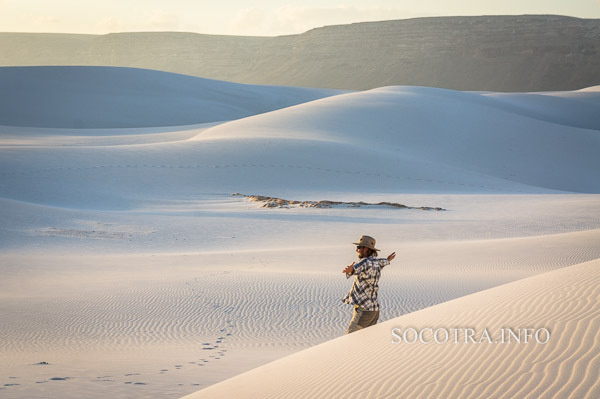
379, 258, 390, 269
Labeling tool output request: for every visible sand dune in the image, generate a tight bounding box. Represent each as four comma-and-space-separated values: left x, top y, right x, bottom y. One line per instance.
0, 66, 341, 128
1, 71, 599, 218
182, 258, 600, 399
193, 85, 600, 193
1, 66, 599, 398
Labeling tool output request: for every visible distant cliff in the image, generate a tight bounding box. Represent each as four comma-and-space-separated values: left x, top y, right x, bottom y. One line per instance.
2, 15, 599, 91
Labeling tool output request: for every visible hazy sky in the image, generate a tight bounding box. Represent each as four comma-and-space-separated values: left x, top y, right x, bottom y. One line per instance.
2, 0, 600, 36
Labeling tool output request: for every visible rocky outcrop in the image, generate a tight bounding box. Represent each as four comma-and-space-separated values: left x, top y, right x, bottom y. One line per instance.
1, 15, 598, 91
233, 194, 445, 211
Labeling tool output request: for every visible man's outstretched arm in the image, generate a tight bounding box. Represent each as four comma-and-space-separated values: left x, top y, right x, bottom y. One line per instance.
381, 252, 396, 269
342, 262, 355, 278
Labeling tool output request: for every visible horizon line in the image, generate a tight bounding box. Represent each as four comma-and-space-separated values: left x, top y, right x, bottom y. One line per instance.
0, 13, 592, 39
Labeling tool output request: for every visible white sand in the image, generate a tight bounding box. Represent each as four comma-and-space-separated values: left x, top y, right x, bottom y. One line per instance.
0, 66, 598, 398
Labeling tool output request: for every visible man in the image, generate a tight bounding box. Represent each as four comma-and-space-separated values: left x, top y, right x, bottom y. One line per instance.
342, 235, 396, 334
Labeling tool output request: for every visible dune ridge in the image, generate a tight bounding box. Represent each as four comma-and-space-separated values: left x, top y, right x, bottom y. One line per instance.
0, 66, 342, 128
182, 258, 600, 399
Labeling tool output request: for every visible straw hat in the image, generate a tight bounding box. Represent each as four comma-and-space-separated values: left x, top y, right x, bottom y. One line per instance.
353, 235, 379, 251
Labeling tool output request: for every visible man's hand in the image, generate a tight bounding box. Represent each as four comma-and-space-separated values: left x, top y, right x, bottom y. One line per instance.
342, 262, 355, 275
387, 252, 396, 261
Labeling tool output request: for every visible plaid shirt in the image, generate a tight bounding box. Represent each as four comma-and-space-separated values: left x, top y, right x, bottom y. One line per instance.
342, 256, 390, 311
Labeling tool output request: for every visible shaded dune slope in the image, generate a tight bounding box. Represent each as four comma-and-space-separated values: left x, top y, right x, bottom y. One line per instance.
0, 66, 342, 128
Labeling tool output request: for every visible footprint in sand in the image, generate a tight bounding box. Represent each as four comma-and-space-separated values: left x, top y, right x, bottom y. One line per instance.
94, 375, 115, 382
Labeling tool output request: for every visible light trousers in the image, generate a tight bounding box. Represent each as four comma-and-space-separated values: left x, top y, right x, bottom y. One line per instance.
346, 305, 379, 334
